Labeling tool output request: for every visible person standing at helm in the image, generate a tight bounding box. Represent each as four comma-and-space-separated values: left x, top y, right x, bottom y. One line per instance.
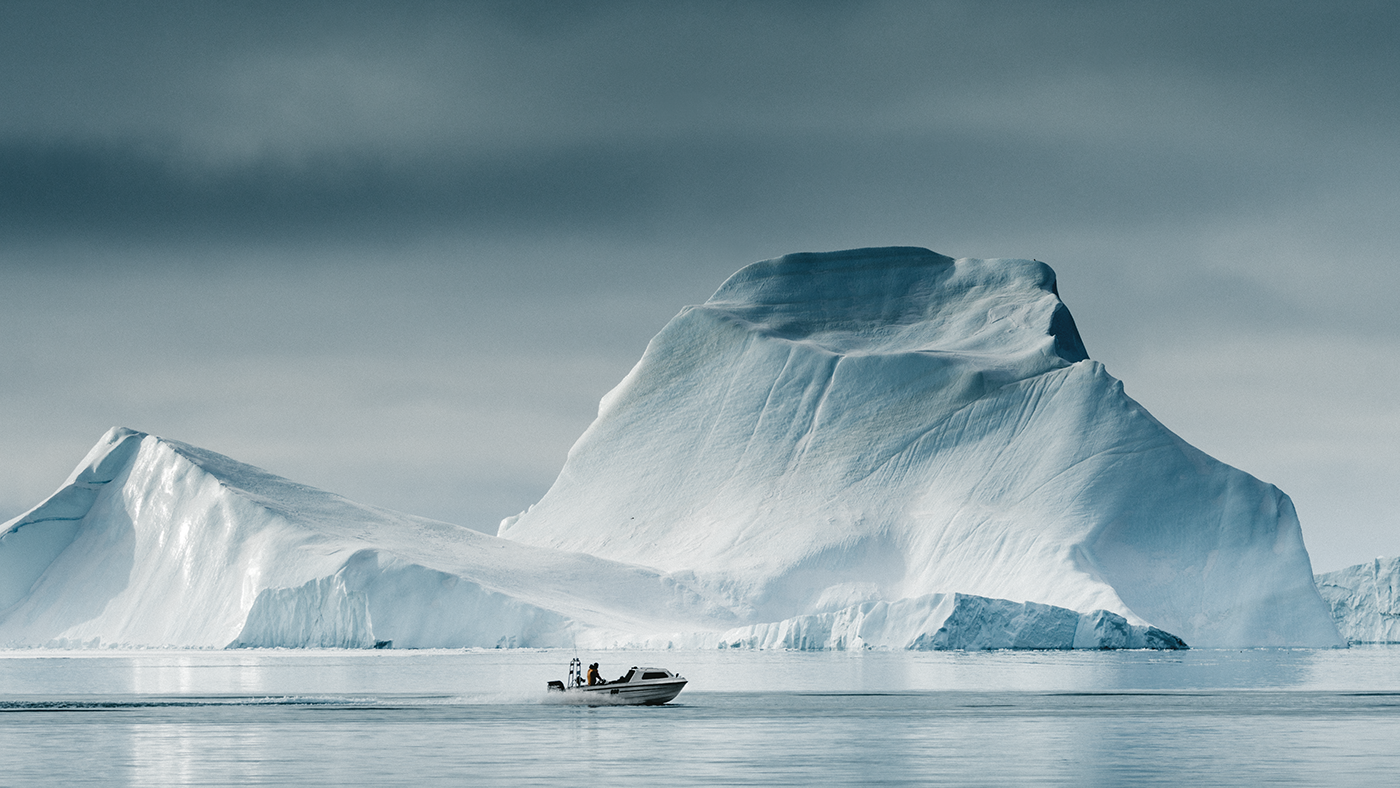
587, 663, 602, 686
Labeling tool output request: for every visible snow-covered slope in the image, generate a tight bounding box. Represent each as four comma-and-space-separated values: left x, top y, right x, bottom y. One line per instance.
1316, 557, 1400, 643
501, 247, 1340, 648
0, 428, 738, 648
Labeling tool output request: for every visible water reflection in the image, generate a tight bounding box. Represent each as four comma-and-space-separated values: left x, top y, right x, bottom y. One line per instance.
653, 648, 1335, 693
0, 647, 1394, 697
0, 647, 1398, 787
0, 682, 1397, 785
130, 723, 201, 785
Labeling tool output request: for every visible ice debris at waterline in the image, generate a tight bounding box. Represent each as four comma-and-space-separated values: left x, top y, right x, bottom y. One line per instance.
3, 247, 1336, 649
719, 594, 1186, 651
501, 247, 1340, 649
0, 428, 734, 649
1315, 557, 1400, 644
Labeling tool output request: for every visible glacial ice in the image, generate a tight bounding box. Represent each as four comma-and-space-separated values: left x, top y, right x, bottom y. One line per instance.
1, 247, 1341, 649
1315, 557, 1400, 643
501, 247, 1340, 648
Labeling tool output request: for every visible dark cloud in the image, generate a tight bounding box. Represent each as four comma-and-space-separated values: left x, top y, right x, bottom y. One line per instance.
3, 0, 1395, 254
0, 138, 661, 242
0, 120, 1349, 257
3, 2, 1395, 226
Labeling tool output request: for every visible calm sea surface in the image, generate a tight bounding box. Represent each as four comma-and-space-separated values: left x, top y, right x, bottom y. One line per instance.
2, 648, 1398, 786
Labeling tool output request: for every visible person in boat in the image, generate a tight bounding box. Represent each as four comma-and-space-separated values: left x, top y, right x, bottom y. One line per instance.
587, 662, 603, 686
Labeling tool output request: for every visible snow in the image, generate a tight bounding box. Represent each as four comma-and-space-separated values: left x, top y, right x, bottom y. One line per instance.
1, 247, 1341, 649
500, 247, 1340, 648
1315, 557, 1400, 643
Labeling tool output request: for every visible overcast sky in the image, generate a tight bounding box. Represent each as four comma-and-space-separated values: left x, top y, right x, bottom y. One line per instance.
3, 1, 1397, 572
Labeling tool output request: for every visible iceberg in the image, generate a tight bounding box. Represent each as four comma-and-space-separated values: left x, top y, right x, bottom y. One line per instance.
2, 247, 1338, 650
1315, 557, 1400, 643
0, 428, 739, 648
501, 247, 1341, 648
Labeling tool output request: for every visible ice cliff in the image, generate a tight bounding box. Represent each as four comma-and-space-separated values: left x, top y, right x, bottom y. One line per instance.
501, 247, 1340, 648
1316, 557, 1400, 643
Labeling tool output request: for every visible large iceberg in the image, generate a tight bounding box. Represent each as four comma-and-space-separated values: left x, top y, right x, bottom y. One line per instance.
501, 247, 1341, 648
1315, 557, 1400, 643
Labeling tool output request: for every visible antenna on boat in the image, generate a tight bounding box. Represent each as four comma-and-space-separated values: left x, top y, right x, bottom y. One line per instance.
566, 625, 582, 688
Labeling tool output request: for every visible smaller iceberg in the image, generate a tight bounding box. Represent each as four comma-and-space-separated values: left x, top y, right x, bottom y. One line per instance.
0, 427, 733, 649
1316, 557, 1400, 644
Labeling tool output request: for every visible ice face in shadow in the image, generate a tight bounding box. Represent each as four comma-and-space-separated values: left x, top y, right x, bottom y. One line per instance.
1316, 557, 1400, 643
231, 574, 375, 649
500, 247, 1340, 648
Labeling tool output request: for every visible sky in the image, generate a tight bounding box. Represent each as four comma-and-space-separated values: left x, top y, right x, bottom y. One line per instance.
2, 0, 1397, 573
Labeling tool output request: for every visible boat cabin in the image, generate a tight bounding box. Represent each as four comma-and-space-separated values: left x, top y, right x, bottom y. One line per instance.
616, 667, 678, 683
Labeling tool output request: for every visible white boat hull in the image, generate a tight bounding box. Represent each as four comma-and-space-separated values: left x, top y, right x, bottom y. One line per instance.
550, 664, 687, 705
549, 679, 687, 705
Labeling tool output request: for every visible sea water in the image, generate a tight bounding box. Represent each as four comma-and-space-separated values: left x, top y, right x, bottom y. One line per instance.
1, 648, 1398, 786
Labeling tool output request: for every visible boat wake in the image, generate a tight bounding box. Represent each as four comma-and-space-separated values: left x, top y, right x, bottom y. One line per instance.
0, 695, 384, 711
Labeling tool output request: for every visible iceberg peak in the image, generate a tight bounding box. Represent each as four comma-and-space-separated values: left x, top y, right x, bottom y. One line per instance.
701, 247, 1087, 362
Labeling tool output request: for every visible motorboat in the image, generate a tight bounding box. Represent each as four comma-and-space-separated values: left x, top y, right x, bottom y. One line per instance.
547, 658, 687, 705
